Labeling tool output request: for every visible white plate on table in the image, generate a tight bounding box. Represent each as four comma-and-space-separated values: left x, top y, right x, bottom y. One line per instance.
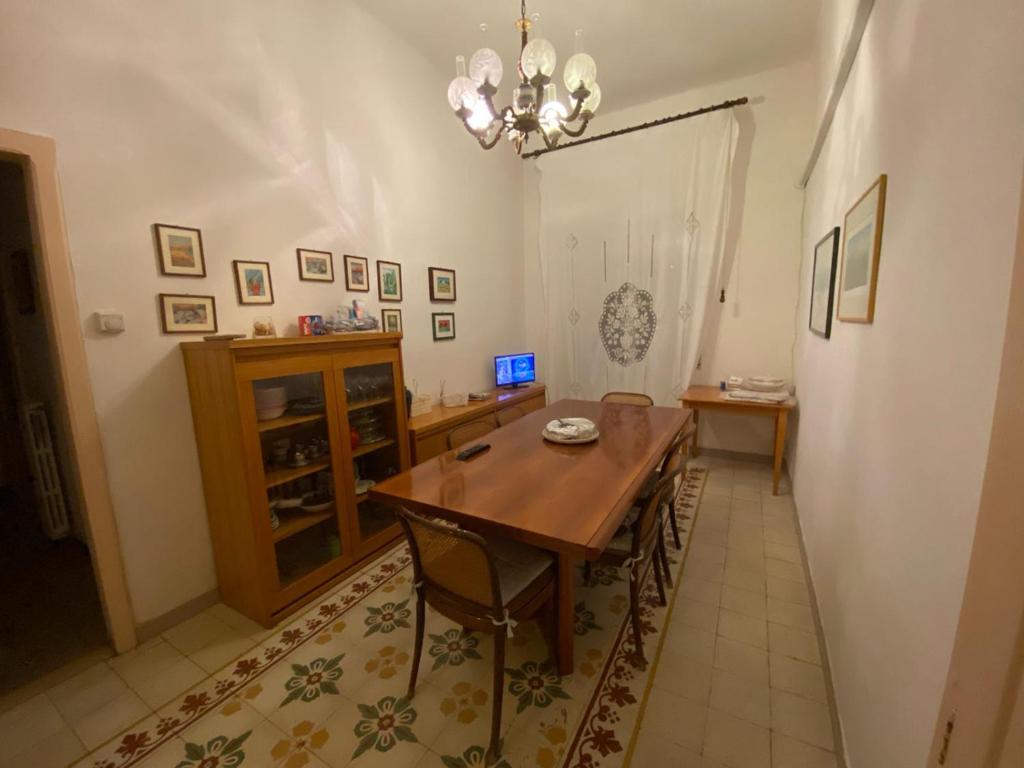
542, 428, 599, 444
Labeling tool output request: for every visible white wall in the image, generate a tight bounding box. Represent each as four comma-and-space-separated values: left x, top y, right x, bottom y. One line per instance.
524, 61, 816, 455
0, 0, 524, 624
792, 1, 1024, 765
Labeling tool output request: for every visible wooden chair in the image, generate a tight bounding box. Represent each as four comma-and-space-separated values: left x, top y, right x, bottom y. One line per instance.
496, 405, 525, 427
446, 418, 496, 450
601, 391, 654, 407
657, 422, 697, 550
398, 509, 556, 764
589, 467, 684, 668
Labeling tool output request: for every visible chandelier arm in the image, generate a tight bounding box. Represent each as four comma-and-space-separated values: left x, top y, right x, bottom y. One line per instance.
558, 117, 591, 139
565, 87, 590, 122
477, 128, 505, 151
538, 124, 560, 150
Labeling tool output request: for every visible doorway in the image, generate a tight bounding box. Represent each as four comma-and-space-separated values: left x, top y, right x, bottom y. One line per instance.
0, 159, 111, 693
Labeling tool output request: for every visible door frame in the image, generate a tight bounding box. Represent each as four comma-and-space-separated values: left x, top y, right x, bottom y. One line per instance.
0, 128, 136, 652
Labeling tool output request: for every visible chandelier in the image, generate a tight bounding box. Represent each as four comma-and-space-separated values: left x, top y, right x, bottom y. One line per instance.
446, 0, 601, 154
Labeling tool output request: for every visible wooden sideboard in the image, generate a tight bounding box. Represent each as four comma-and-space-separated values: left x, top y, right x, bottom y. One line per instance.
408, 384, 547, 463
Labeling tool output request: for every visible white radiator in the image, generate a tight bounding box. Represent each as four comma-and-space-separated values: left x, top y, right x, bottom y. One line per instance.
21, 402, 70, 539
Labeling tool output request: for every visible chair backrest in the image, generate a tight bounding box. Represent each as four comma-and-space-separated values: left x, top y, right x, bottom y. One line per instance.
633, 466, 685, 557
397, 509, 502, 611
601, 391, 654, 407
496, 406, 525, 427
447, 418, 496, 449
660, 423, 696, 479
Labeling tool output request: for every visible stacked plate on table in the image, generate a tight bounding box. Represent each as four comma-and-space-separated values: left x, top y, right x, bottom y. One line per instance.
542, 417, 599, 445
743, 376, 787, 392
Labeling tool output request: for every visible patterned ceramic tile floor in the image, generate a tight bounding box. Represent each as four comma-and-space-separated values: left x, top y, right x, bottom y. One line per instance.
0, 456, 842, 768
631, 456, 843, 768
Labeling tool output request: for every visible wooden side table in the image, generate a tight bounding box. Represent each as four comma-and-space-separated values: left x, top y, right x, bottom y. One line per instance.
679, 385, 797, 496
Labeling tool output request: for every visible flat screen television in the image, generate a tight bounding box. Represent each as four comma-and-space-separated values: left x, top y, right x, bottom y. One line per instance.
494, 352, 536, 388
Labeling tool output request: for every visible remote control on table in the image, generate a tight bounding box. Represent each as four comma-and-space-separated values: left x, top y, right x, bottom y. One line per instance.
456, 443, 490, 461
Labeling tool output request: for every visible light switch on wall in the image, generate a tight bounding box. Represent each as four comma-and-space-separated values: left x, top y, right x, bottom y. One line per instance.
96, 312, 125, 334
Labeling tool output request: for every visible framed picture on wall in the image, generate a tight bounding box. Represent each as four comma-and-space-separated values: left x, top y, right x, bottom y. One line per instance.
158, 293, 217, 333
381, 308, 403, 334
809, 227, 840, 339
377, 260, 403, 302
838, 174, 887, 323
344, 254, 370, 292
428, 267, 456, 302
232, 260, 274, 305
432, 312, 455, 340
297, 249, 334, 282
154, 223, 206, 277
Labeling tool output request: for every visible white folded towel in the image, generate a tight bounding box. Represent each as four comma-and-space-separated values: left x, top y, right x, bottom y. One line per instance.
545, 417, 597, 440
724, 389, 791, 403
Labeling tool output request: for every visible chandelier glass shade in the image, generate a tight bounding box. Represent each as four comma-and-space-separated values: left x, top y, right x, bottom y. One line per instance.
447, 1, 599, 154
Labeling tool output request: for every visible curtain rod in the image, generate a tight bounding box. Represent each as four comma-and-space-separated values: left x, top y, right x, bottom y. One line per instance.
521, 96, 748, 160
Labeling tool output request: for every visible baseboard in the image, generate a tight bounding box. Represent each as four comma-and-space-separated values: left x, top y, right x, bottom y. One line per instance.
791, 494, 851, 768
697, 446, 775, 466
135, 589, 221, 644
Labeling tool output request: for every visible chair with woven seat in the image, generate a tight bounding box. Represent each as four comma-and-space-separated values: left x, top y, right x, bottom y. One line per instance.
589, 466, 684, 668
398, 509, 556, 764
446, 418, 496, 450
601, 391, 654, 407
496, 405, 525, 427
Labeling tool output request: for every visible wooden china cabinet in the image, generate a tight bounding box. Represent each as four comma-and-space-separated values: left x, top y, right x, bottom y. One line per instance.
180, 333, 410, 627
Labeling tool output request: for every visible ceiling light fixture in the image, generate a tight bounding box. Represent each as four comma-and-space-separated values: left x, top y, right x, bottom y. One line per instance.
447, 0, 601, 154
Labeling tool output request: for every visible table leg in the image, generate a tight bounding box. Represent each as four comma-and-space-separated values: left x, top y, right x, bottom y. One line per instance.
691, 409, 700, 458
772, 410, 788, 496
555, 552, 575, 676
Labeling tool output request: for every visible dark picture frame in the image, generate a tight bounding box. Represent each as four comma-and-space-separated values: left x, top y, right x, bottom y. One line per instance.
154, 223, 206, 277
344, 254, 370, 292
232, 260, 274, 305
381, 308, 403, 334
297, 249, 334, 282
377, 260, 403, 302
428, 266, 457, 302
158, 293, 217, 334
432, 311, 455, 340
809, 227, 840, 339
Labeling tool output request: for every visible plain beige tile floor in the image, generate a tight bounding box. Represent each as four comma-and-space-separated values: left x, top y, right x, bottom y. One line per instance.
632, 456, 843, 768
0, 602, 275, 768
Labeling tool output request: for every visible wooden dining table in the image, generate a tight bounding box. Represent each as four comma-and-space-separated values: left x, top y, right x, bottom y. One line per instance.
369, 398, 689, 675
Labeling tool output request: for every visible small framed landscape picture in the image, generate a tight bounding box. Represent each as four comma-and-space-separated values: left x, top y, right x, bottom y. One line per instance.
381, 308, 403, 334
154, 223, 205, 277
838, 174, 887, 324
377, 260, 403, 302
809, 227, 840, 339
297, 249, 334, 282
232, 260, 274, 305
428, 267, 456, 302
344, 254, 370, 292
432, 312, 455, 341
159, 293, 217, 334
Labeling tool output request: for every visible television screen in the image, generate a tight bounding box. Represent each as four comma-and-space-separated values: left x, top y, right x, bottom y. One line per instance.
495, 352, 536, 387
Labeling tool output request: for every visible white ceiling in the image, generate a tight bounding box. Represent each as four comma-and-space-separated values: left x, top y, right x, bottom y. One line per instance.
355, 0, 820, 112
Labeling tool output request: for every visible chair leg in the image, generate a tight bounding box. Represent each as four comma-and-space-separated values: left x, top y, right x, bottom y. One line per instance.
652, 550, 667, 607
629, 570, 647, 668
658, 527, 673, 589
487, 628, 507, 765
406, 590, 425, 699
583, 561, 592, 586
668, 497, 682, 549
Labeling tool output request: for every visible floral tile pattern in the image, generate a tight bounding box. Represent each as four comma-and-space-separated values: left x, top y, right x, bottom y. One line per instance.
73, 468, 707, 768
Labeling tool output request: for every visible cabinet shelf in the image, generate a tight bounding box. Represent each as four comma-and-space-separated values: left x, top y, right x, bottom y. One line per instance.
352, 438, 395, 459
273, 509, 335, 542
265, 458, 331, 489
257, 413, 326, 433
348, 396, 394, 412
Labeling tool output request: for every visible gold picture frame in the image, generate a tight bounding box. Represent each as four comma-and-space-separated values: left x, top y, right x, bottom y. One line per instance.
837, 174, 887, 323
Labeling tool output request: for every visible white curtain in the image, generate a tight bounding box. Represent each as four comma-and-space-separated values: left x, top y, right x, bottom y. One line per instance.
537, 110, 738, 406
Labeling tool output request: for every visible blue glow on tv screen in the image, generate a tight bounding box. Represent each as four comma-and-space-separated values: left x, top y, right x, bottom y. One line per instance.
494, 352, 536, 387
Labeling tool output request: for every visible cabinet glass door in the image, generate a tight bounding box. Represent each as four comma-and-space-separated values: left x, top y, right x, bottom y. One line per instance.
252, 372, 343, 589
342, 362, 403, 549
